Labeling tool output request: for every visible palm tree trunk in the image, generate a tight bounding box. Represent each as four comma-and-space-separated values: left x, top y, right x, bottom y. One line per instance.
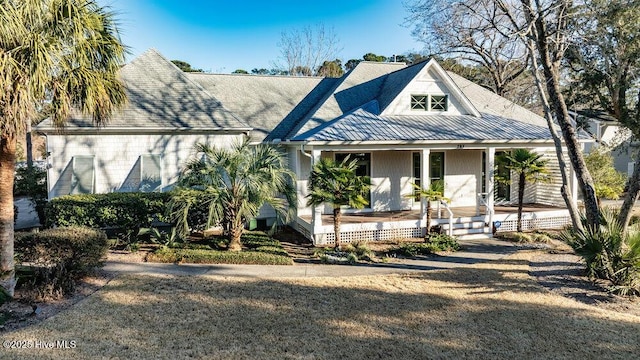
333, 207, 341, 249
228, 223, 243, 252
0, 135, 17, 298
517, 173, 526, 232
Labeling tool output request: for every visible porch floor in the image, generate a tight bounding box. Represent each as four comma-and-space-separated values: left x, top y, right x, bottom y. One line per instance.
300, 204, 566, 225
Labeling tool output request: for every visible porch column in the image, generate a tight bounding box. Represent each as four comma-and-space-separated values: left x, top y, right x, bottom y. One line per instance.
570, 162, 579, 208
310, 149, 323, 233
420, 149, 431, 226
485, 147, 495, 233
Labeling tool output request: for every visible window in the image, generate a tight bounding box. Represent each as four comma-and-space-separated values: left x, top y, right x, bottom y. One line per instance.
431, 95, 448, 111
430, 152, 444, 183
70, 156, 95, 194
413, 152, 445, 201
410, 94, 448, 112
413, 153, 421, 201
411, 95, 427, 110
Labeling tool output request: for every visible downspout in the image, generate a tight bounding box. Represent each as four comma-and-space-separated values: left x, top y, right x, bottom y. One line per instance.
300, 143, 312, 158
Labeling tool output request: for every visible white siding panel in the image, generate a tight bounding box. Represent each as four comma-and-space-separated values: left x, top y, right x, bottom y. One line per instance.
445, 150, 482, 207
371, 151, 413, 211
47, 133, 243, 198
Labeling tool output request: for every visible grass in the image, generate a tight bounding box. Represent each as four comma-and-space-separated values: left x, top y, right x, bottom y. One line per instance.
147, 247, 293, 265
4, 251, 639, 359
146, 231, 293, 265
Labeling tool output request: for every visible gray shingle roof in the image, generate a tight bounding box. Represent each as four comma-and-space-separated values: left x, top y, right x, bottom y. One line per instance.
188, 73, 337, 141
285, 62, 406, 139
293, 106, 554, 142
37, 49, 250, 132
447, 71, 546, 127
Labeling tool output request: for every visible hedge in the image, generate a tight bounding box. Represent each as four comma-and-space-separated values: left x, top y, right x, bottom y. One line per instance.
15, 227, 109, 298
45, 192, 172, 241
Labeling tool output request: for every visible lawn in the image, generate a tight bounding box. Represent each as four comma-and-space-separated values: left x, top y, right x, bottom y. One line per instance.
2, 251, 639, 359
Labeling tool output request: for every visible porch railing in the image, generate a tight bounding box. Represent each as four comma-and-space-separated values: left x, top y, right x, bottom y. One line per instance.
477, 193, 494, 234
440, 200, 454, 236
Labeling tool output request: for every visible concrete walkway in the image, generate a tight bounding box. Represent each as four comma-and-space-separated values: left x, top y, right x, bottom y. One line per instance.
103, 238, 522, 278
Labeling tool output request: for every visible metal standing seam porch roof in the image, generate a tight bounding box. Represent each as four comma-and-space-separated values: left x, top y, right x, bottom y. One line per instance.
292, 105, 556, 142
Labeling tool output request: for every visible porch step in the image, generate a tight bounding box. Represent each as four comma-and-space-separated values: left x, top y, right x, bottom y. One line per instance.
457, 233, 494, 240
439, 220, 489, 237
452, 227, 487, 236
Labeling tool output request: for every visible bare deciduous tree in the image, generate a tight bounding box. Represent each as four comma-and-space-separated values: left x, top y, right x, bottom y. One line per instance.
277, 24, 342, 76
405, 0, 530, 98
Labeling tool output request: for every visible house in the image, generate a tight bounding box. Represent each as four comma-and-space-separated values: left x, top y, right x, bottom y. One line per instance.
571, 110, 637, 177
38, 49, 589, 245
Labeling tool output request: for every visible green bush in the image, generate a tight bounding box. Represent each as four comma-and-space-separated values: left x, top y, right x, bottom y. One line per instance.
387, 235, 460, 257
147, 247, 293, 265
584, 149, 627, 200
45, 192, 172, 242
426, 234, 461, 251
561, 209, 640, 296
15, 227, 109, 299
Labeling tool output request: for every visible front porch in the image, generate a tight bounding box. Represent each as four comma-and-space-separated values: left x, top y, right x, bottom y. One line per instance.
296, 204, 572, 246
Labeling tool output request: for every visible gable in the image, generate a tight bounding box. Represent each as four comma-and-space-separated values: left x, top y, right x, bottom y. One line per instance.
379, 59, 480, 117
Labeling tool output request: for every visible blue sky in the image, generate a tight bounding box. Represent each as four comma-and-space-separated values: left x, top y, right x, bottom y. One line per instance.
102, 0, 425, 73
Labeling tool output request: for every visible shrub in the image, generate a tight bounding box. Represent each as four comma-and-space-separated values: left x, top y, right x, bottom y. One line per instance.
561, 209, 640, 296
15, 227, 109, 299
45, 192, 172, 243
584, 149, 627, 200
387, 235, 460, 257
427, 234, 461, 251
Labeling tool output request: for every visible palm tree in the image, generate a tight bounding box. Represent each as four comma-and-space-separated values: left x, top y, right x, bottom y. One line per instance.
307, 156, 371, 249
171, 141, 296, 252
0, 0, 126, 298
410, 180, 447, 239
497, 149, 549, 232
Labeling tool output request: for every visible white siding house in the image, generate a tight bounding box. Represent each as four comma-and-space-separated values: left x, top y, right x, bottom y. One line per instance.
40, 50, 591, 245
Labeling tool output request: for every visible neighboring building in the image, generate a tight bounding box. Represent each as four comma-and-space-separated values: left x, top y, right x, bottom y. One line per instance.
571, 110, 637, 177
38, 49, 591, 245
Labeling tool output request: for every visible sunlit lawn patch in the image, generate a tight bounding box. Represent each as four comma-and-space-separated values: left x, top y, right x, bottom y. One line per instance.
5, 251, 639, 359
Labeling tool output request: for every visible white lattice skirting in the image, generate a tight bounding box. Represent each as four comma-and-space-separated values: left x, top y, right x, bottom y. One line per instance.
295, 210, 573, 246
494, 215, 572, 233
